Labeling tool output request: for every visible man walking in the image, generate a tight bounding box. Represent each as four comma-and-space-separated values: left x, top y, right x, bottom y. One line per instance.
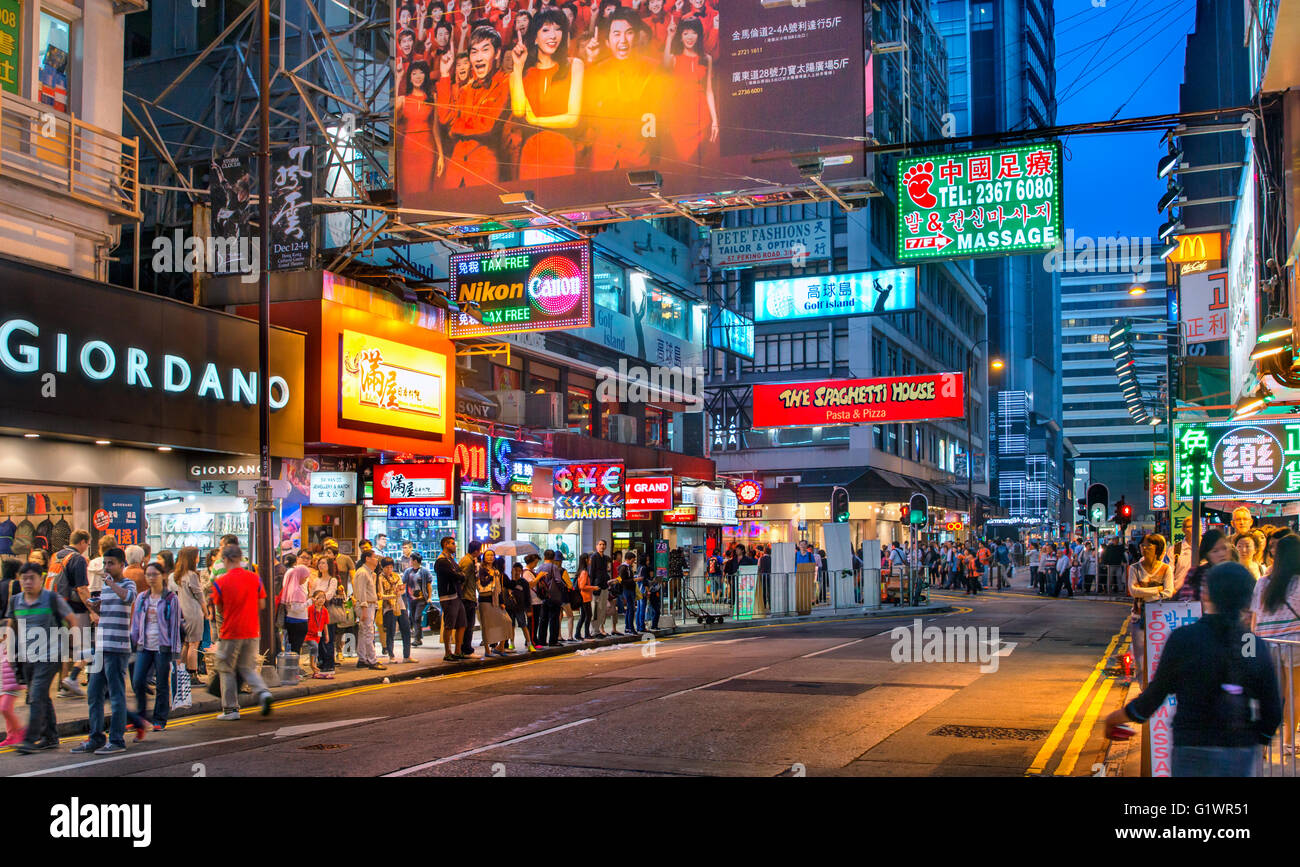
458, 541, 481, 658
53, 528, 92, 697
206, 544, 273, 721
619, 551, 638, 635
4, 563, 76, 753
403, 553, 432, 646
353, 548, 384, 670
434, 537, 467, 661
994, 540, 1011, 589
590, 540, 611, 638
72, 547, 138, 752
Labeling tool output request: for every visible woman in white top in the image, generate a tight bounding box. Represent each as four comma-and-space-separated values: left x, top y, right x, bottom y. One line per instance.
172, 545, 206, 686
312, 554, 340, 600
1235, 533, 1262, 580
1128, 533, 1175, 679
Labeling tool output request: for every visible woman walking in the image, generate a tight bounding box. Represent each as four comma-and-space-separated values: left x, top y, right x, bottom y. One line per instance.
1128, 533, 1174, 677
172, 546, 206, 691
575, 554, 593, 640
1106, 562, 1282, 776
477, 558, 512, 657
378, 557, 411, 664
280, 552, 312, 660
128, 561, 182, 735
1251, 534, 1300, 754
1175, 529, 1232, 602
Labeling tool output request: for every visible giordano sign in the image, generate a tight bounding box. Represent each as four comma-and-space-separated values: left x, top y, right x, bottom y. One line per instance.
0, 259, 305, 455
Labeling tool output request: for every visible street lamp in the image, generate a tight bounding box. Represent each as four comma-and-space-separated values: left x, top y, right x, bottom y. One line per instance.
965, 340, 1001, 538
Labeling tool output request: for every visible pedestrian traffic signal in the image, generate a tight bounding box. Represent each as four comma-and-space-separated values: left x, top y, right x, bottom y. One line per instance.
1086, 482, 1109, 527
830, 486, 850, 523
1077, 498, 1087, 521
908, 492, 928, 525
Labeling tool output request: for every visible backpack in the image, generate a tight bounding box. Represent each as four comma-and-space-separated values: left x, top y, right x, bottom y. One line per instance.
546, 570, 568, 604
567, 570, 583, 608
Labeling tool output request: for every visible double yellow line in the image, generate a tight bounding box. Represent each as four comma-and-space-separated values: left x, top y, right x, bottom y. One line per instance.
1025, 620, 1131, 776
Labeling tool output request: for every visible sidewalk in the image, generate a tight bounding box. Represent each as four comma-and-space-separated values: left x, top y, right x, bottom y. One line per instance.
28, 602, 951, 739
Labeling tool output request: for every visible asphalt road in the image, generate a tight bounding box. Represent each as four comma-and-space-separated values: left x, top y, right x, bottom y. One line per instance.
4, 588, 1133, 778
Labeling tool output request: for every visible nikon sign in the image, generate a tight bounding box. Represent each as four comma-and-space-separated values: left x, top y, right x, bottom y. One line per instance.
0, 258, 305, 456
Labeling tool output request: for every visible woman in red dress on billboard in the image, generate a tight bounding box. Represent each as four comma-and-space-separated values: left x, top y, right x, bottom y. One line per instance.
396, 61, 443, 197
662, 16, 717, 163
509, 9, 585, 180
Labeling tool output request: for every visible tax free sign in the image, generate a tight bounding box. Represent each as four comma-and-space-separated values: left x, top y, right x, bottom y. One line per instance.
896, 141, 1063, 262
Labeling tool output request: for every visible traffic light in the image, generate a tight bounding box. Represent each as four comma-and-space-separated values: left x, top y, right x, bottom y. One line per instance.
908, 492, 929, 526
1086, 483, 1109, 527
1114, 497, 1133, 528
1077, 498, 1088, 521
831, 486, 849, 523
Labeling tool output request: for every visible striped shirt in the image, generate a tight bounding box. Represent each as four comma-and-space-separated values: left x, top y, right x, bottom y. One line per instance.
95, 576, 137, 653
1252, 573, 1300, 642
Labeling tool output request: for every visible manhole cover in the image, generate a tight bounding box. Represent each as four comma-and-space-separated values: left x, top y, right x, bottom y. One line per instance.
299, 743, 350, 751
929, 725, 1048, 741
704, 680, 872, 696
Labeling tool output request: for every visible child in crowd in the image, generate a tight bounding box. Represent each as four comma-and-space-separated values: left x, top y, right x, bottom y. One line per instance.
0, 635, 22, 747
305, 591, 332, 679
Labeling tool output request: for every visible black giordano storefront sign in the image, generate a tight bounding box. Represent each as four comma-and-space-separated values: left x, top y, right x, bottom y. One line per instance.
0, 259, 305, 456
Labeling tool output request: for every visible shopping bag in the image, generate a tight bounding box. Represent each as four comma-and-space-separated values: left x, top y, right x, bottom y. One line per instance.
172, 664, 193, 709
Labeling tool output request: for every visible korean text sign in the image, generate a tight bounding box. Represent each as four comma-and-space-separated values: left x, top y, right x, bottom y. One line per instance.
1173, 420, 1300, 501
553, 463, 625, 521
1144, 602, 1202, 777
754, 267, 917, 323
753, 373, 965, 428
449, 241, 593, 338
896, 141, 1063, 262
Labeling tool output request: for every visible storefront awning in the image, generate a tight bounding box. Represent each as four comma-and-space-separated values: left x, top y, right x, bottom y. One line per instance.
796, 468, 866, 487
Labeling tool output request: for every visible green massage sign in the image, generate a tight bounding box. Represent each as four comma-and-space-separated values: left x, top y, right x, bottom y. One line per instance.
896, 141, 1064, 262
1173, 419, 1300, 501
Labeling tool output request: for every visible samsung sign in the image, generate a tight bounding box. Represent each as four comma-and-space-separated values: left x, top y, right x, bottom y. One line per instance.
0, 259, 305, 456
754, 267, 917, 323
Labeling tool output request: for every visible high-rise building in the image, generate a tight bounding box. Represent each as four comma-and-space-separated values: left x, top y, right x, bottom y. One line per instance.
704, 0, 995, 550
1060, 251, 1169, 518
930, 0, 1064, 525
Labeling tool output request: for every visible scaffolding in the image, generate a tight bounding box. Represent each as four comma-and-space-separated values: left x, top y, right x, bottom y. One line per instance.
123, 0, 880, 304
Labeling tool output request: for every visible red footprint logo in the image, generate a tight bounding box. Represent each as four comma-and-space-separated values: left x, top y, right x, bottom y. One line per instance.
903, 161, 938, 208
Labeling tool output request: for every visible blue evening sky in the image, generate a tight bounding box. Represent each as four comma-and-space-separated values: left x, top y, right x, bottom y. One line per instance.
1054, 0, 1199, 242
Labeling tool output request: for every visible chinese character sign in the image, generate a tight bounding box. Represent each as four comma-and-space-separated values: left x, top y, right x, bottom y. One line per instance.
1149, 459, 1169, 511
269, 146, 314, 271
0, 0, 20, 96
1173, 420, 1300, 501
1179, 269, 1229, 345
896, 142, 1063, 262
1144, 601, 1202, 776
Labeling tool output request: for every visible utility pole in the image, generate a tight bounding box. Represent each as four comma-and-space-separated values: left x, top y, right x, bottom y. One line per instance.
255, 0, 277, 659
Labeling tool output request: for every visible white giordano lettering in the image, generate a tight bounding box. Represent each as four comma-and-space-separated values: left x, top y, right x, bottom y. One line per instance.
0, 319, 292, 410
0, 319, 39, 372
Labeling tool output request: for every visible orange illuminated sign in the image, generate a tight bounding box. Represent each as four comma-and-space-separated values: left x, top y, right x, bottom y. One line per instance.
341, 329, 446, 434
944, 520, 965, 532
1168, 233, 1223, 265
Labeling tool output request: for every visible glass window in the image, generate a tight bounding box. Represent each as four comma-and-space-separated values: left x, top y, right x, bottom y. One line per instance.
645, 407, 664, 448
37, 12, 71, 113
568, 386, 592, 434
600, 399, 621, 439
641, 281, 686, 338
594, 257, 625, 313
492, 364, 521, 392
526, 362, 559, 394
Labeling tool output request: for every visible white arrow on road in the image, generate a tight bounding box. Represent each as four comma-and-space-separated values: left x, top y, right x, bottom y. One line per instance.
268, 717, 386, 739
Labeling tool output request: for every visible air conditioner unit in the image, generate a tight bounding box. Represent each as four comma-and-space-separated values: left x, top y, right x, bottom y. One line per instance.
526, 392, 565, 429
777, 476, 800, 486
487, 390, 527, 426
607, 413, 638, 444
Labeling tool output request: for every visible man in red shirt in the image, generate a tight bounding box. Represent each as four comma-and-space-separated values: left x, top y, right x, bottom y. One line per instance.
435, 25, 510, 187
210, 544, 273, 720
582, 8, 664, 171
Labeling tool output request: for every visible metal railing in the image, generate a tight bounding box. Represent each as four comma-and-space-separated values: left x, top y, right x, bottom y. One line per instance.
667, 568, 889, 624
0, 91, 141, 219
1261, 637, 1298, 777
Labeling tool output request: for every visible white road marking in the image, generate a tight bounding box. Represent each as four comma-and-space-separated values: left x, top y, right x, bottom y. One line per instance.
272, 717, 385, 738
381, 718, 596, 776
656, 666, 771, 700
799, 625, 902, 659
10, 735, 259, 778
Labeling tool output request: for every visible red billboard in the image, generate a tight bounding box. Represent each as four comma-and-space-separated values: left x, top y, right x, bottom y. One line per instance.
393, 0, 868, 217
752, 372, 965, 428
626, 476, 674, 510
373, 463, 456, 505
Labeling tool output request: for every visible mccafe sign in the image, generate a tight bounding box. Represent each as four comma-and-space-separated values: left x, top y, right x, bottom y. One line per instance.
0, 259, 305, 456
